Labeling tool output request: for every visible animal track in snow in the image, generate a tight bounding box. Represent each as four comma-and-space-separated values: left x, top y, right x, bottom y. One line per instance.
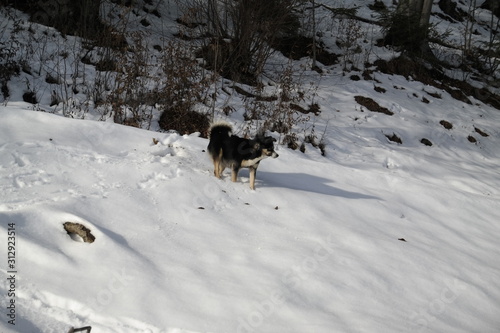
138, 169, 181, 189
12, 152, 31, 167
10, 170, 53, 188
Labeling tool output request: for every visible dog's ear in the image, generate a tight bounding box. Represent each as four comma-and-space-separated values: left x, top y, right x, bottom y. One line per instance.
263, 136, 276, 144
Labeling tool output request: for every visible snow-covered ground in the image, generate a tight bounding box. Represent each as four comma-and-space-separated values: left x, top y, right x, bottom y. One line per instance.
2, 67, 500, 332
1, 1, 500, 332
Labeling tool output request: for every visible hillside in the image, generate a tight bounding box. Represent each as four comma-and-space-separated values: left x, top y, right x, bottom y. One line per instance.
1, 1, 500, 332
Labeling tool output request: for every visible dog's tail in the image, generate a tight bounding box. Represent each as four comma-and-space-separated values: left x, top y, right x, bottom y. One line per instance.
209, 121, 232, 140
208, 122, 232, 160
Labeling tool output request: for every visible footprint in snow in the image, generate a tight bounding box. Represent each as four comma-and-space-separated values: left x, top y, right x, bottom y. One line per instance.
138, 169, 181, 189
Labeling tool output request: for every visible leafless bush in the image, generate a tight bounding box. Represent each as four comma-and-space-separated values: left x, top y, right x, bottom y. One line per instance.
178, 0, 302, 84
0, 8, 22, 100
241, 61, 324, 153
104, 32, 156, 127
480, 7, 500, 76
157, 39, 213, 136
104, 33, 213, 133
335, 16, 365, 71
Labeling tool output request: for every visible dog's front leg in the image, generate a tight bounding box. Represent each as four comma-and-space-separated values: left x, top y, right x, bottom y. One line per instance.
249, 166, 257, 190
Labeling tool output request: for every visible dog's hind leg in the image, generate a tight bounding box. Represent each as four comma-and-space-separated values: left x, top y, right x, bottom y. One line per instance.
231, 164, 240, 183
218, 164, 225, 178
213, 149, 223, 178
213, 160, 219, 178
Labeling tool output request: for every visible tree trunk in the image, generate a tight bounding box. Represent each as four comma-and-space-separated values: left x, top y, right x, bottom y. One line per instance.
395, 0, 433, 31
386, 0, 434, 57
419, 0, 433, 27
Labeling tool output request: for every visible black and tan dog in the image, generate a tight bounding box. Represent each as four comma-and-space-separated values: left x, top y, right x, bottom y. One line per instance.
207, 122, 278, 190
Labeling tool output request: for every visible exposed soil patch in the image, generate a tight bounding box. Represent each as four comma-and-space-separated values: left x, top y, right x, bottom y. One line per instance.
440, 120, 453, 129
474, 127, 489, 137
23, 91, 37, 104
233, 85, 257, 98
63, 222, 95, 243
232, 85, 278, 101
354, 96, 394, 115
369, 0, 387, 11
273, 35, 339, 66
374, 56, 500, 110
386, 133, 402, 144
420, 138, 433, 146
159, 109, 210, 138
438, 0, 466, 22
481, 0, 500, 18
467, 135, 477, 143
290, 103, 321, 115
426, 91, 442, 99
363, 69, 378, 81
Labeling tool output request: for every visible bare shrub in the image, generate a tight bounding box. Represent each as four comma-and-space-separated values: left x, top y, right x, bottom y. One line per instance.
243, 63, 312, 135
157, 39, 213, 137
179, 0, 303, 84
0, 8, 22, 100
335, 14, 365, 71
105, 32, 155, 127
479, 6, 500, 76
239, 61, 326, 154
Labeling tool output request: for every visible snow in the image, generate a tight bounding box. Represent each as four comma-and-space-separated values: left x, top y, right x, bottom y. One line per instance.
2, 1, 500, 332
2, 75, 500, 332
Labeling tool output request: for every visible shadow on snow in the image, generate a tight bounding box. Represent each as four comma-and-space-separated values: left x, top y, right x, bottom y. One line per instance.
258, 171, 379, 200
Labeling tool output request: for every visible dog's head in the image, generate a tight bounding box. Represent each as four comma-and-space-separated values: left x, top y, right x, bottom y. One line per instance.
255, 134, 279, 159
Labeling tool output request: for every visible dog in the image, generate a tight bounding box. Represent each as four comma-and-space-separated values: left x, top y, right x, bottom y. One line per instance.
207, 122, 278, 190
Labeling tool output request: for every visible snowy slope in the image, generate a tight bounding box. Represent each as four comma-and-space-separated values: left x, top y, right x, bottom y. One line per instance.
1, 73, 500, 333
2, 0, 500, 332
